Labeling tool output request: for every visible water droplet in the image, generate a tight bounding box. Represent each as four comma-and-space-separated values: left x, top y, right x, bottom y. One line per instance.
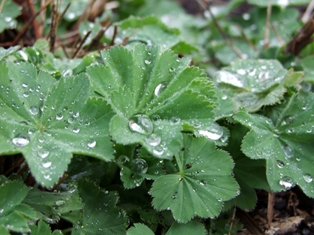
38, 150, 49, 159
23, 92, 29, 97
68, 117, 74, 124
73, 112, 79, 118
281, 116, 294, 126
129, 114, 153, 135
118, 155, 130, 164
145, 134, 161, 146
222, 95, 228, 100
29, 106, 39, 115
303, 174, 313, 183
279, 176, 294, 189
197, 123, 223, 140
276, 160, 285, 168
72, 128, 80, 133
87, 140, 96, 148
237, 69, 246, 75
154, 83, 167, 97
282, 145, 294, 159
22, 83, 28, 88
170, 116, 180, 125
144, 60, 151, 65
12, 134, 30, 147
43, 161, 52, 168
215, 71, 244, 88
28, 128, 35, 135
153, 145, 164, 156
56, 113, 63, 120
132, 158, 148, 174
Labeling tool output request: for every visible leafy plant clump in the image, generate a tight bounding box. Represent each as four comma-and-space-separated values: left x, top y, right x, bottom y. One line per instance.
1, 0, 314, 234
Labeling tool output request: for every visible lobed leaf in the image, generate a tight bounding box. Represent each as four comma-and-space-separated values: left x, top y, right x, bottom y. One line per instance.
127, 223, 155, 235
214, 59, 295, 112
234, 93, 314, 197
151, 134, 239, 223
0, 62, 114, 187
88, 45, 217, 159
73, 179, 127, 235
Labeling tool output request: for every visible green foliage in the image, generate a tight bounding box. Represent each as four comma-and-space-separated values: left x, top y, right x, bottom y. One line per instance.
1, 0, 314, 234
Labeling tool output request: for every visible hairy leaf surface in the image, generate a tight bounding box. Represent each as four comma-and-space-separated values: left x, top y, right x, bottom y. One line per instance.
234, 93, 314, 197
151, 134, 238, 223
0, 62, 114, 187
88, 45, 217, 159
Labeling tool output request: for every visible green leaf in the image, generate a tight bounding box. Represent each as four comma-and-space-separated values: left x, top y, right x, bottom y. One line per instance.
60, 0, 89, 21
0, 181, 28, 216
30, 220, 52, 235
0, 1, 21, 33
248, 0, 309, 7
151, 134, 239, 223
166, 221, 206, 235
23, 188, 71, 223
0, 46, 20, 61
0, 211, 30, 233
117, 16, 196, 52
234, 93, 314, 197
127, 223, 154, 235
73, 179, 127, 235
88, 45, 216, 159
0, 62, 114, 187
214, 59, 289, 112
0, 225, 10, 235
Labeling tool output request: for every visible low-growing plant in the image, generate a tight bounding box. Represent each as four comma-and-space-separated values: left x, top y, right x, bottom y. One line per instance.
1, 0, 314, 234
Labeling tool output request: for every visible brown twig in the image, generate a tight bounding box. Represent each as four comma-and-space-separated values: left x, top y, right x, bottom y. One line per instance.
49, 3, 57, 52
264, 0, 273, 49
234, 24, 257, 51
110, 25, 118, 46
50, 173, 68, 191
13, 0, 54, 45
72, 30, 92, 58
271, 22, 284, 46
27, 0, 41, 39
302, 0, 314, 23
4, 157, 24, 176
228, 206, 237, 235
72, 0, 96, 31
285, 13, 314, 55
195, 0, 244, 59
267, 193, 275, 229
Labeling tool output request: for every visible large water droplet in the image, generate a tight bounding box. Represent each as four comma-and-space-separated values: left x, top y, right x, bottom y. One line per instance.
118, 155, 130, 165
43, 161, 52, 168
279, 176, 294, 189
170, 117, 180, 125
29, 106, 39, 115
12, 134, 30, 147
87, 140, 96, 148
72, 128, 80, 133
282, 145, 294, 159
154, 83, 167, 97
303, 174, 313, 183
215, 71, 244, 88
153, 145, 164, 156
132, 158, 148, 174
145, 134, 161, 146
129, 114, 153, 135
197, 123, 223, 140
38, 150, 49, 159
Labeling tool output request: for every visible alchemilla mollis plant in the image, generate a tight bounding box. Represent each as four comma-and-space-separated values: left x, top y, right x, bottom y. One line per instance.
1, 0, 314, 234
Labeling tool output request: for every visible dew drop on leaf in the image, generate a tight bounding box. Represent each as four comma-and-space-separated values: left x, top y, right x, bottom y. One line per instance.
276, 160, 285, 168
118, 155, 130, 165
145, 134, 161, 146
303, 174, 313, 183
154, 83, 167, 97
170, 117, 180, 125
12, 134, 30, 147
216, 71, 244, 88
42, 161, 52, 168
153, 145, 164, 156
197, 123, 223, 140
22, 83, 28, 88
56, 113, 63, 120
144, 60, 151, 65
73, 112, 79, 118
72, 128, 80, 133
87, 140, 96, 148
128, 114, 153, 135
38, 150, 49, 159
29, 106, 39, 115
282, 145, 294, 159
132, 158, 148, 174
279, 176, 294, 189
28, 128, 35, 135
